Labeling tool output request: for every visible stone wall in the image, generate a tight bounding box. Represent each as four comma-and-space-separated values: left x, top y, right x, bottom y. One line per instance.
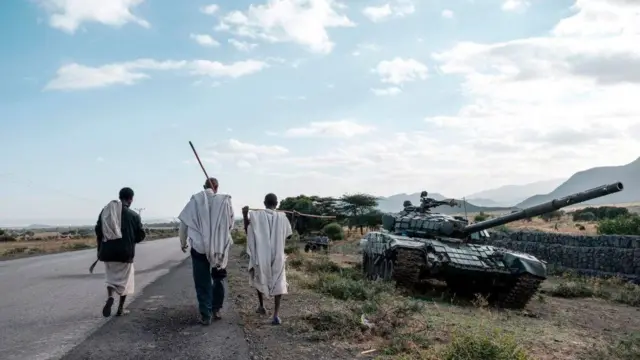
484, 231, 640, 282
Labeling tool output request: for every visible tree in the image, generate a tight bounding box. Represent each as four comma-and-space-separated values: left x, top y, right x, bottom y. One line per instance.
278, 195, 339, 235
338, 193, 379, 234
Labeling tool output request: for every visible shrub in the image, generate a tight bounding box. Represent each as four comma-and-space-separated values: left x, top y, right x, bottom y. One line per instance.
474, 212, 488, 222
572, 206, 629, 221
322, 222, 344, 240
540, 210, 564, 222
231, 230, 247, 245
597, 214, 640, 236
546, 281, 594, 298
441, 329, 532, 360
574, 211, 596, 221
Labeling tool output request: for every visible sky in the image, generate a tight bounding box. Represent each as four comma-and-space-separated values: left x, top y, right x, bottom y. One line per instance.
1, 0, 639, 226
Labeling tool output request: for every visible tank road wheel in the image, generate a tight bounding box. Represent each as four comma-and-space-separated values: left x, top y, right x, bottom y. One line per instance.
498, 274, 544, 309
383, 259, 394, 281
391, 248, 423, 288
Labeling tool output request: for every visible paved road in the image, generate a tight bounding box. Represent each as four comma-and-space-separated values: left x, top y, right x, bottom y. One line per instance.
0, 238, 188, 360
61, 258, 250, 360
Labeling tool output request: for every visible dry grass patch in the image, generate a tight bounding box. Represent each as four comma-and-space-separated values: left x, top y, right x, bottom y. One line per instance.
542, 273, 640, 307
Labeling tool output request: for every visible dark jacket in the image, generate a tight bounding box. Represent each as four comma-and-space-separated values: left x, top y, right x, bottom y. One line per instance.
95, 206, 146, 263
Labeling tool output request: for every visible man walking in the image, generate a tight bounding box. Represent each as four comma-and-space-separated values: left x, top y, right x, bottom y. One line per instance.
95, 187, 146, 317
178, 177, 235, 325
242, 193, 292, 325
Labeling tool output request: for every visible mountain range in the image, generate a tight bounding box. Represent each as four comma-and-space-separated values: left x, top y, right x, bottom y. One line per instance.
377, 157, 640, 214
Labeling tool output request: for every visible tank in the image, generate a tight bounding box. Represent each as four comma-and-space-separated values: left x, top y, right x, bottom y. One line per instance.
363, 182, 624, 309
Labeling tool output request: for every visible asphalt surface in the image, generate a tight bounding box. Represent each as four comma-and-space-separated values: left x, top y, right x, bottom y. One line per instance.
0, 237, 189, 360
60, 255, 250, 360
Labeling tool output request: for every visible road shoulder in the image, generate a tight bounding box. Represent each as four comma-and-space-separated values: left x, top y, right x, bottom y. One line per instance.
61, 257, 251, 360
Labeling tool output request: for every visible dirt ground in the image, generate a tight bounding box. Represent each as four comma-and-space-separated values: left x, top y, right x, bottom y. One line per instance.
226, 237, 640, 360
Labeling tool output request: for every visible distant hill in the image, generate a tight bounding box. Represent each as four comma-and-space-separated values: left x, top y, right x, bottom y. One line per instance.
377, 192, 514, 215
465, 179, 564, 207
516, 157, 640, 208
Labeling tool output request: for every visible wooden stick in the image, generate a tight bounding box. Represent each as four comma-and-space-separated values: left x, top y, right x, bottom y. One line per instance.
89, 259, 99, 273
189, 141, 217, 191
247, 208, 336, 219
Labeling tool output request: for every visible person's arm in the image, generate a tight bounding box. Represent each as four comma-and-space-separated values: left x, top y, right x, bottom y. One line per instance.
179, 221, 188, 251
134, 214, 146, 243
284, 216, 293, 239
95, 211, 103, 255
242, 206, 250, 234
228, 198, 235, 231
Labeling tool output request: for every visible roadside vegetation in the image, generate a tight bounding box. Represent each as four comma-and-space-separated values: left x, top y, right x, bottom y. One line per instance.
0, 226, 179, 259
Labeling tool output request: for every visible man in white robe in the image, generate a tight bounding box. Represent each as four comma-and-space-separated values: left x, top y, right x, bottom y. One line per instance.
178, 177, 234, 325
242, 193, 292, 325
95, 187, 146, 317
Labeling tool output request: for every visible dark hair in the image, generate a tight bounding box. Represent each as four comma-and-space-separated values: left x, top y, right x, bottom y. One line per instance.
119, 187, 134, 201
203, 177, 219, 190
264, 193, 278, 208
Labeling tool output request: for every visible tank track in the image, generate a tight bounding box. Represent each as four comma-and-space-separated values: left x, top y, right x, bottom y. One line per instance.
391, 248, 424, 287
498, 274, 543, 309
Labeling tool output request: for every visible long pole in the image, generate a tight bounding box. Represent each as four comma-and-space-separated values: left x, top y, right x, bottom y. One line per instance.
189, 141, 217, 191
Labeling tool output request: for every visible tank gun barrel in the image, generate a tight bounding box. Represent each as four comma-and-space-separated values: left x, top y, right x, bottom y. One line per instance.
462, 182, 624, 234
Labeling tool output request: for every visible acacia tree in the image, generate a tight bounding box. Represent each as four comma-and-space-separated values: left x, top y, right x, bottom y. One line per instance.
339, 193, 380, 234
277, 195, 339, 235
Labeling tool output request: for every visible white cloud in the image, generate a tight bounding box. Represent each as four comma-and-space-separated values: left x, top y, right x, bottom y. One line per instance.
45, 58, 268, 90
204, 139, 289, 164
352, 42, 381, 56
189, 59, 268, 78
200, 4, 219, 15
441, 9, 454, 19
37, 0, 149, 33
501, 0, 531, 12
228, 38, 258, 51
190, 33, 220, 47
215, 0, 355, 54
283, 120, 375, 138
45, 59, 186, 90
373, 57, 428, 85
275, 95, 306, 101
363, 0, 415, 22
371, 87, 401, 96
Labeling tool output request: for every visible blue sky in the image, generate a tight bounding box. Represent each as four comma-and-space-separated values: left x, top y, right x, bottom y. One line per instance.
1, 0, 639, 226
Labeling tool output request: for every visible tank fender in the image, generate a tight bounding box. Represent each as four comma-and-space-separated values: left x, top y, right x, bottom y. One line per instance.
500, 252, 547, 278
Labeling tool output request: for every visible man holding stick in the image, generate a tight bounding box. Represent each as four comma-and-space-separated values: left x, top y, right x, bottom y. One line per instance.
242, 193, 292, 325
178, 177, 235, 325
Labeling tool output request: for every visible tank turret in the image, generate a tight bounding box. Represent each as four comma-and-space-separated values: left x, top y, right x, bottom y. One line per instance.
382, 182, 624, 239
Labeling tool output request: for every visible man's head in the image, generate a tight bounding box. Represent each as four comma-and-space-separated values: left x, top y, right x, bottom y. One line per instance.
119, 187, 134, 207
264, 193, 278, 209
203, 177, 219, 193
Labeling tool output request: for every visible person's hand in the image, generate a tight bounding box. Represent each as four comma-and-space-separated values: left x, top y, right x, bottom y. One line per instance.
242, 206, 249, 215
181, 245, 188, 253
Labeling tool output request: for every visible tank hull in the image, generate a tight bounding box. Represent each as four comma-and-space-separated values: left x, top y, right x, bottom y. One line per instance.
362, 232, 546, 309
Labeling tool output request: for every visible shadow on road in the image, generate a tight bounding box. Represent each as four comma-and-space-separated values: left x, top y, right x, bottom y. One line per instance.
42, 259, 186, 281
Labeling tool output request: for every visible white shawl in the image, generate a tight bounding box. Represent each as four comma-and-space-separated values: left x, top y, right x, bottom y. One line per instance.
100, 200, 123, 241
246, 209, 293, 297
178, 189, 234, 269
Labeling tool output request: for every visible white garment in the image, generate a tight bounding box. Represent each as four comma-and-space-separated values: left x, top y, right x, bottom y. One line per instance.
246, 209, 293, 297
178, 189, 234, 269
100, 200, 123, 241
105, 262, 135, 296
